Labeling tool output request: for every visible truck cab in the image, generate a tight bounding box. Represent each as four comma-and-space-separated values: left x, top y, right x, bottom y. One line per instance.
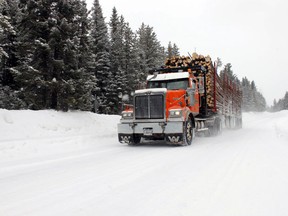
118, 66, 206, 146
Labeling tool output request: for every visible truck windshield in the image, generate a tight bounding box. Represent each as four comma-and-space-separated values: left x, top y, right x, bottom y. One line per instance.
147, 79, 189, 90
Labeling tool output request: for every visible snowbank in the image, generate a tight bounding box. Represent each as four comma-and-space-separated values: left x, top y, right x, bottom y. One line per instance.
0, 109, 120, 162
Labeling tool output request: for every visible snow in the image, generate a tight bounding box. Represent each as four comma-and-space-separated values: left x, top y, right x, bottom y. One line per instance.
135, 88, 167, 94
1, 109, 288, 216
147, 72, 189, 81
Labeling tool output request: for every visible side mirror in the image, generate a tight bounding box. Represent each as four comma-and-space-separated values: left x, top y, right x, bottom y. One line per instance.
186, 88, 195, 106
198, 77, 205, 94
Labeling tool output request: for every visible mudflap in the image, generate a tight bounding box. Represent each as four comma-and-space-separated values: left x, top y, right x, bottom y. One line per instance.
118, 134, 134, 144
165, 134, 184, 145
118, 134, 141, 145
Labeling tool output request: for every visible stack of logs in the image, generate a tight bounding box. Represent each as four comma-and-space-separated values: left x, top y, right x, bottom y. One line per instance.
164, 53, 215, 108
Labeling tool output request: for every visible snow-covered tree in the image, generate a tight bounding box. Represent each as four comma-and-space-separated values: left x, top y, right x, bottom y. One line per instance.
11, 0, 55, 109
220, 63, 237, 81
69, 0, 97, 111
0, 0, 17, 60
89, 0, 111, 113
215, 57, 222, 69
0, 0, 24, 109
166, 41, 180, 59
172, 43, 180, 57
106, 7, 127, 114
122, 23, 141, 95
271, 91, 288, 112
136, 23, 165, 82
13, 0, 96, 111
241, 77, 266, 112
167, 41, 173, 58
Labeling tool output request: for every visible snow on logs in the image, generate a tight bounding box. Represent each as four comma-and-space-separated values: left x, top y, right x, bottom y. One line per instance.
164, 53, 215, 108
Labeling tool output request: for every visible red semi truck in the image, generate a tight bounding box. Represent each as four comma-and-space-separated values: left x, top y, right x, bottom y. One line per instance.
118, 58, 242, 146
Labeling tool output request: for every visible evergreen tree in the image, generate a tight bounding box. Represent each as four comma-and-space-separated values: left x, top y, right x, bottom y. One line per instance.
13, 0, 55, 109
51, 0, 96, 111
241, 77, 266, 112
166, 42, 180, 58
136, 23, 165, 82
89, 0, 111, 113
220, 63, 237, 81
272, 91, 288, 111
0, 0, 17, 60
167, 41, 173, 58
284, 92, 288, 109
241, 77, 252, 111
0, 0, 24, 109
215, 57, 222, 69
122, 22, 140, 101
70, 0, 97, 111
105, 7, 124, 114
13, 0, 96, 111
172, 43, 180, 56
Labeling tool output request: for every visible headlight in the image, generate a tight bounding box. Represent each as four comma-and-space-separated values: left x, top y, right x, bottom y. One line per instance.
169, 109, 182, 118
122, 111, 133, 119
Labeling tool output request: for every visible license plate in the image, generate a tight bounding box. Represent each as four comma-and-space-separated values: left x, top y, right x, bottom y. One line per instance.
143, 128, 153, 136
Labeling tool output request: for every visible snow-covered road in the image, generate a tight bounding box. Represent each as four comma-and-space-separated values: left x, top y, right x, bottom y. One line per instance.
1, 110, 288, 216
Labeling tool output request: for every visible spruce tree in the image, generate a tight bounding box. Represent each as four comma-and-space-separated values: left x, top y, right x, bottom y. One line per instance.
122, 23, 140, 100
13, 0, 96, 111
241, 77, 266, 112
51, 0, 96, 111
70, 0, 97, 111
167, 41, 173, 58
0, 0, 24, 109
284, 92, 288, 109
166, 41, 180, 58
136, 23, 165, 83
13, 0, 55, 109
272, 92, 288, 111
172, 43, 180, 56
89, 0, 111, 113
106, 7, 126, 114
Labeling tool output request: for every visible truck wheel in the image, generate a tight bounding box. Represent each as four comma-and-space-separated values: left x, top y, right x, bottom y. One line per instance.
128, 135, 141, 146
183, 118, 193, 146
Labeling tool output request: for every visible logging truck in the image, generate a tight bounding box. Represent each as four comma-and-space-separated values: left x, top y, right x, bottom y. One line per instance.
117, 55, 242, 146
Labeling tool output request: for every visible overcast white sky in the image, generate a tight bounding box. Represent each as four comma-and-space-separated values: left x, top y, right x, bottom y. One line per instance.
86, 0, 288, 106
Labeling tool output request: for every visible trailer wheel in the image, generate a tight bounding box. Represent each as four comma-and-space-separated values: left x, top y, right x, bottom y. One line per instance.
183, 118, 193, 146
208, 118, 221, 136
214, 118, 222, 135
236, 118, 242, 129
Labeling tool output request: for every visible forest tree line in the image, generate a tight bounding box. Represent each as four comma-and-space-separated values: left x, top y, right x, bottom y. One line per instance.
270, 92, 288, 112
216, 61, 266, 112
0, 0, 266, 114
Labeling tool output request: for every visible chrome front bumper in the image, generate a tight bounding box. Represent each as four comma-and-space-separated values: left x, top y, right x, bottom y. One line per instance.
118, 121, 184, 144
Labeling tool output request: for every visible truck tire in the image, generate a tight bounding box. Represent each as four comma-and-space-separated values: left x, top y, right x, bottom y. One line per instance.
183, 118, 193, 146
128, 135, 141, 146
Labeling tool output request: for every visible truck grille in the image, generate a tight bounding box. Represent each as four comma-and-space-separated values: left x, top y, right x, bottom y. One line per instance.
135, 94, 164, 119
